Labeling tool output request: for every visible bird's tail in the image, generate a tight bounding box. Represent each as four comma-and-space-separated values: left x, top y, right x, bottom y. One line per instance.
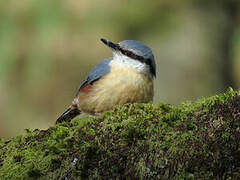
56, 106, 80, 124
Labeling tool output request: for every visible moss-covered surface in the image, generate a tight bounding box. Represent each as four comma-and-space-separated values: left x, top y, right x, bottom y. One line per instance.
0, 88, 240, 179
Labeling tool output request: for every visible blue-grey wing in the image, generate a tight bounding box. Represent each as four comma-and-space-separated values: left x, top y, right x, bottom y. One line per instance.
76, 58, 113, 96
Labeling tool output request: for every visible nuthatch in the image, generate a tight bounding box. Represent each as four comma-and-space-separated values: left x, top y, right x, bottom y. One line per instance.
56, 38, 156, 124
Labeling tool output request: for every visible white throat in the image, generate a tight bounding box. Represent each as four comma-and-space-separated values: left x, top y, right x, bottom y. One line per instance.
112, 52, 151, 77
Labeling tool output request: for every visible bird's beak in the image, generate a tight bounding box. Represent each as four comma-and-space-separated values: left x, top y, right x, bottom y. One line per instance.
100, 38, 118, 51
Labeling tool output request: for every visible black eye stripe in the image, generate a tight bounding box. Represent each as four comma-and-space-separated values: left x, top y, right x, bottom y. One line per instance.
117, 46, 153, 67
116, 45, 155, 77
118, 47, 144, 61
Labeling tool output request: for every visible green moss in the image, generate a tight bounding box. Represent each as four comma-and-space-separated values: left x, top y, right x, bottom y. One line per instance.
0, 88, 240, 179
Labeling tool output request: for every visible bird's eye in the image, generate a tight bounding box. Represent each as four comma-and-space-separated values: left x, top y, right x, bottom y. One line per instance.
133, 54, 137, 59
128, 52, 132, 56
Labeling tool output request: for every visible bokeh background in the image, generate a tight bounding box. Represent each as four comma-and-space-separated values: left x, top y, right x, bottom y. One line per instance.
0, 0, 240, 137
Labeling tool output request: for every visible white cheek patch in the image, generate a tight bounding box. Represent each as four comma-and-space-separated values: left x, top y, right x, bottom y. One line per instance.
112, 52, 151, 77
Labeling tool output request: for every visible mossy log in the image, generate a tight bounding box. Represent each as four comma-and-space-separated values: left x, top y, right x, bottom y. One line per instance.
0, 88, 240, 179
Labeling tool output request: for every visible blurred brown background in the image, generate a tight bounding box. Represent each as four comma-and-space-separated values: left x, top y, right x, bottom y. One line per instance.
0, 0, 240, 137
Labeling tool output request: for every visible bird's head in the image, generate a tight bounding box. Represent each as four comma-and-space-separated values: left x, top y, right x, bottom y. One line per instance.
101, 38, 156, 78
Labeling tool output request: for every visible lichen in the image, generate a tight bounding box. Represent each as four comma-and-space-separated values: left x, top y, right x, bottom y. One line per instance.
0, 88, 240, 179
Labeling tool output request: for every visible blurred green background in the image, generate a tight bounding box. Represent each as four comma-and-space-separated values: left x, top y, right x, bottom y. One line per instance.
0, 0, 240, 137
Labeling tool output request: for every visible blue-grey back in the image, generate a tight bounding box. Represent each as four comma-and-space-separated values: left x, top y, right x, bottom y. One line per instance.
76, 58, 113, 95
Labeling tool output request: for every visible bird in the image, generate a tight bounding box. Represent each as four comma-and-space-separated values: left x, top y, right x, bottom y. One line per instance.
56, 38, 156, 124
